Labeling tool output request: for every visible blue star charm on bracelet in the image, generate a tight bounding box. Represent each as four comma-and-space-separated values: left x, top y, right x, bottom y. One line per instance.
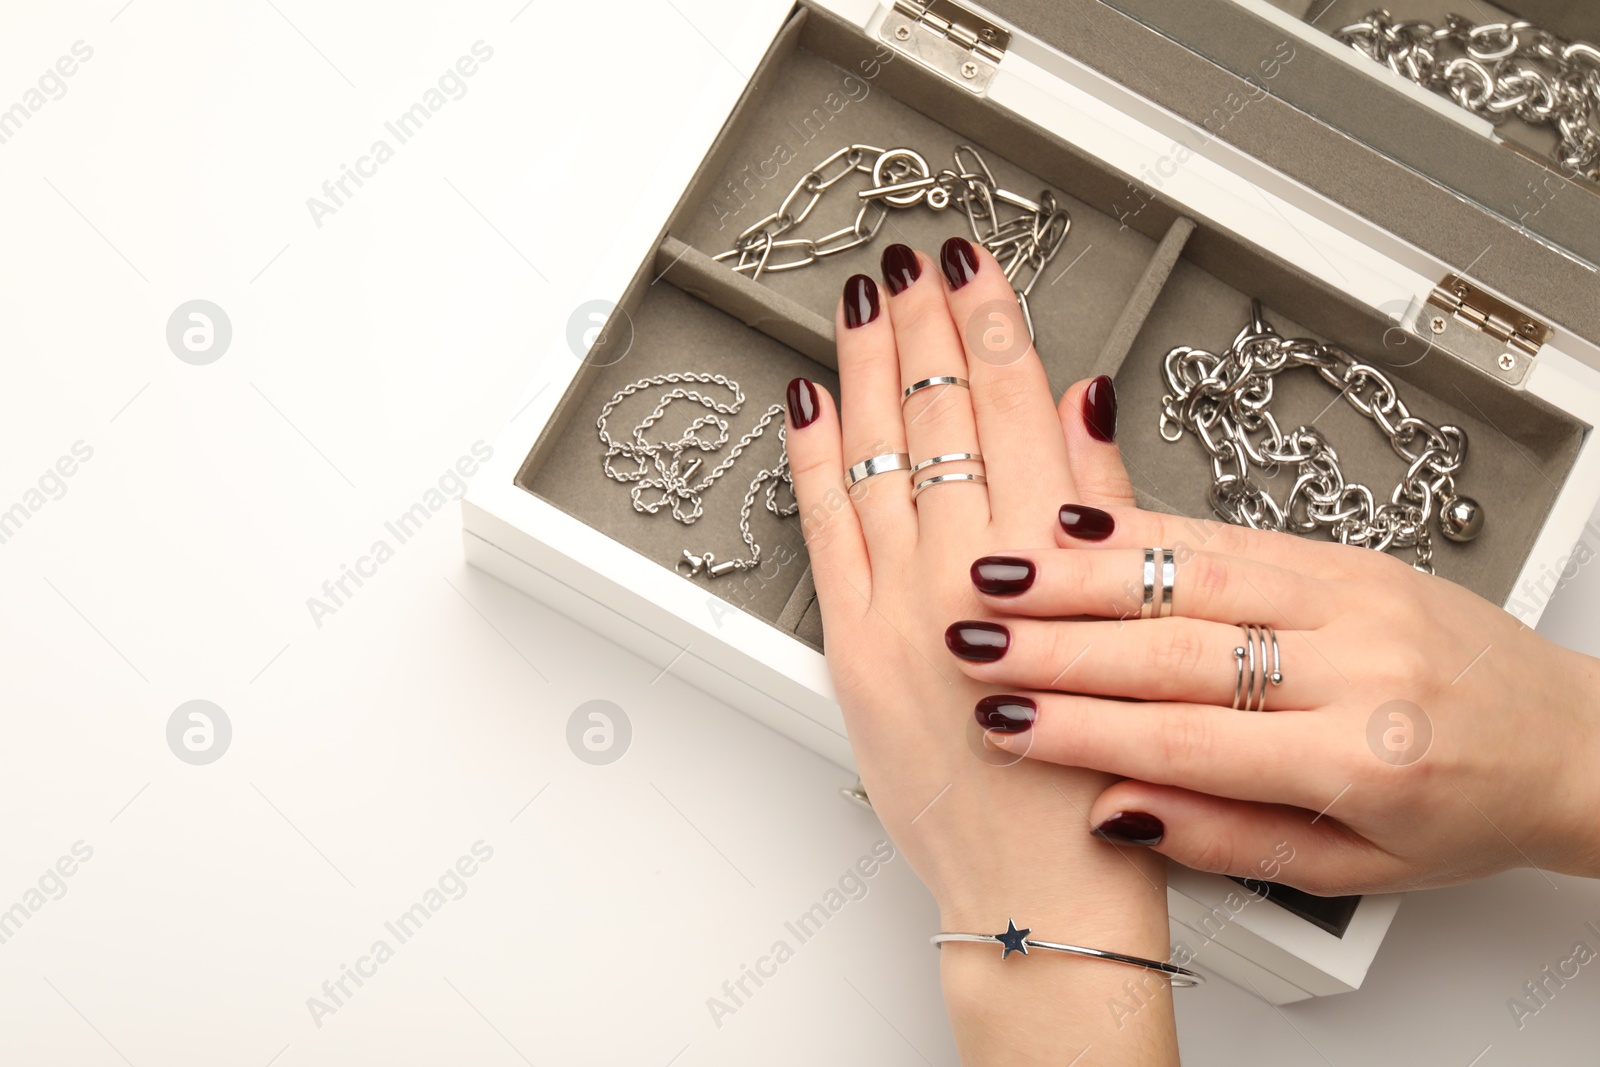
996, 919, 1031, 959
931, 919, 1205, 986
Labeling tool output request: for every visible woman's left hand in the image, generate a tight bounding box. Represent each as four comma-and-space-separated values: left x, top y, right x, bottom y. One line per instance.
946, 502, 1600, 896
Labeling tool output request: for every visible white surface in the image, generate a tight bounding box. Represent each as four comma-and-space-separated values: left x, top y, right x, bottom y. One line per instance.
3, 1, 1600, 1064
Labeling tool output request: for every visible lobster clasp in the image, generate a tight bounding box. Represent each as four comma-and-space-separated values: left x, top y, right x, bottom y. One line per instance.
676, 550, 713, 577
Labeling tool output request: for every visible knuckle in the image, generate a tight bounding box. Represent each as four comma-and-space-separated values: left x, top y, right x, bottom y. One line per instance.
1187, 829, 1240, 876
1189, 552, 1231, 612
977, 371, 1038, 420
1149, 625, 1211, 680
1160, 707, 1216, 776
889, 293, 950, 338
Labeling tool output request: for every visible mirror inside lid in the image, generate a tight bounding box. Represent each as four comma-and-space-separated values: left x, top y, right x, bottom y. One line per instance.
1032, 0, 1600, 328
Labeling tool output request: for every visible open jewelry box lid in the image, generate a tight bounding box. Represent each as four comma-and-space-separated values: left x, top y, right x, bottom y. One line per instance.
970, 0, 1600, 360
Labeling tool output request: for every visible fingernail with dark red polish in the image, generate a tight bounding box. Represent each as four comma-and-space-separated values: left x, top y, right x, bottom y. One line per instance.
881, 243, 920, 295
972, 556, 1035, 595
843, 273, 880, 329
975, 695, 1036, 733
946, 620, 1009, 662
940, 236, 979, 290
786, 378, 820, 429
1092, 812, 1165, 847
1083, 375, 1118, 443
1058, 504, 1115, 542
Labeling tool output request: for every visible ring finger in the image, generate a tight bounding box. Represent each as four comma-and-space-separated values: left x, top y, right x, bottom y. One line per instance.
945, 616, 1324, 710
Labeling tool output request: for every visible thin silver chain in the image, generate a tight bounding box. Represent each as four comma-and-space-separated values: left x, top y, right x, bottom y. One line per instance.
1158, 302, 1478, 572
597, 372, 794, 579
1336, 11, 1600, 180
714, 143, 1071, 340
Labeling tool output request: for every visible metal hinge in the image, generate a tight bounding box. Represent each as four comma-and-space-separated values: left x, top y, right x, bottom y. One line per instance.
1400, 273, 1551, 384
881, 0, 1010, 94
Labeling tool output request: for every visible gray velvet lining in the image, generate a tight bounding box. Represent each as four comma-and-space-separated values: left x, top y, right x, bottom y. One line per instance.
516, 0, 1587, 650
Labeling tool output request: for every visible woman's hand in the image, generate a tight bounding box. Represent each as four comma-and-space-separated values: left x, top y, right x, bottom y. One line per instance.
785, 239, 1178, 1063
949, 500, 1600, 896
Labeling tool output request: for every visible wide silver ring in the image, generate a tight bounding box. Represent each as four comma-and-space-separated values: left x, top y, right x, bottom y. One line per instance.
1139, 548, 1176, 619
913, 472, 987, 500
1232, 624, 1283, 712
846, 452, 911, 486
902, 376, 970, 403
909, 451, 984, 475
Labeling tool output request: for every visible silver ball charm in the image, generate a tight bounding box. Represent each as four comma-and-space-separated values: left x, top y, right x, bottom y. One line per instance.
1438, 496, 1484, 543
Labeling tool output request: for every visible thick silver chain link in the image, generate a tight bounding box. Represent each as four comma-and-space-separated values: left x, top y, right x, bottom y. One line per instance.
1336, 10, 1600, 180
597, 372, 794, 579
714, 143, 1071, 340
1159, 302, 1482, 572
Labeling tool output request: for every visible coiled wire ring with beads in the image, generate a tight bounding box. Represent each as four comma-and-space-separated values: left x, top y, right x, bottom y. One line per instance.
1158, 301, 1482, 574
596, 372, 795, 579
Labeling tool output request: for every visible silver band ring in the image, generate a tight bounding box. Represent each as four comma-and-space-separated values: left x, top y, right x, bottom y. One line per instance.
1139, 548, 1176, 619
909, 451, 984, 475
913, 472, 987, 500
846, 452, 912, 486
902, 375, 970, 403
1231, 624, 1283, 712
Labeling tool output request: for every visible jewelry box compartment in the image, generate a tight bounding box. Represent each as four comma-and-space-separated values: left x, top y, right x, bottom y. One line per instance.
513, 0, 1588, 646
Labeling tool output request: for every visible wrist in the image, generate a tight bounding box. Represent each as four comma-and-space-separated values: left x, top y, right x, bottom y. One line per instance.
931, 769, 1178, 1063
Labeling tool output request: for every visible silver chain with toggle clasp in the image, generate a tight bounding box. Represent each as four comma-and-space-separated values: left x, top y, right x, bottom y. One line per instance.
1158, 302, 1482, 573
713, 143, 1071, 341
1335, 11, 1600, 181
597, 372, 795, 579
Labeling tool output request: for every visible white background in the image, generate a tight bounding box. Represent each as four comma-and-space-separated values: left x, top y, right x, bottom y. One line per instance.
2, 1, 1599, 1064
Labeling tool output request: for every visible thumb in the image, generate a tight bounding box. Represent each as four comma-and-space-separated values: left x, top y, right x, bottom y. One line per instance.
1086, 781, 1406, 897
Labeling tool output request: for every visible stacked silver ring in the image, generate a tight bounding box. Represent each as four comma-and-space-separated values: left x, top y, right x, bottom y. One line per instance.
911, 451, 986, 501
1139, 548, 1175, 619
846, 452, 911, 487
1231, 624, 1283, 712
902, 376, 970, 403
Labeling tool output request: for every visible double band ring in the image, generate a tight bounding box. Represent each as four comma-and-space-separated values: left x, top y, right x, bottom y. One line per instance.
846, 452, 912, 486
910, 451, 984, 475
1139, 548, 1176, 619
1232, 624, 1283, 712
902, 376, 970, 403
913, 472, 987, 500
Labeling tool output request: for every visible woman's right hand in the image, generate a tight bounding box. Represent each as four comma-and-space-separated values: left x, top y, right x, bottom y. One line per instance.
944, 502, 1600, 896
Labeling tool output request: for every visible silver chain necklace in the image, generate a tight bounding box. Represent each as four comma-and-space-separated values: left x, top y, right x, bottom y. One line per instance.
597, 372, 794, 579
1336, 11, 1600, 180
714, 143, 1071, 341
1159, 302, 1482, 573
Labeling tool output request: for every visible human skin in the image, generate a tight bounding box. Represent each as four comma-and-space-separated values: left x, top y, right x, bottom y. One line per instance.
785, 239, 1181, 1064
786, 236, 1600, 1063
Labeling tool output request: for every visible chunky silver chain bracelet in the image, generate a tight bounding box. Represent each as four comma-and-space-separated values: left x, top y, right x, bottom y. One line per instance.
597, 372, 794, 579
1159, 301, 1482, 573
1335, 11, 1600, 180
714, 142, 1071, 341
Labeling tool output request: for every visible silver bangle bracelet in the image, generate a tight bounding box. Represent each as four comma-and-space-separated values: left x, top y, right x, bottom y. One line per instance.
932, 920, 1203, 987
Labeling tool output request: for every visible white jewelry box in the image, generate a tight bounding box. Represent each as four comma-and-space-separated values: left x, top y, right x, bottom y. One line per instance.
463, 0, 1600, 1004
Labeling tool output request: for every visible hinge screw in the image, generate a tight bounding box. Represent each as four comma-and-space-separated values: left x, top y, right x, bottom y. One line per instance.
961, 60, 979, 78
1498, 352, 1517, 371
895, 24, 910, 40
1429, 316, 1447, 334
